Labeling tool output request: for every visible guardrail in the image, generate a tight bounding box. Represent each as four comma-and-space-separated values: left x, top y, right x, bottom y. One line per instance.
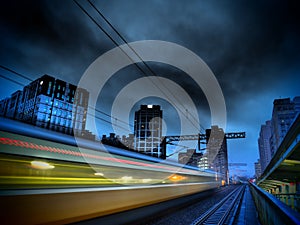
249, 182, 300, 225
274, 194, 300, 212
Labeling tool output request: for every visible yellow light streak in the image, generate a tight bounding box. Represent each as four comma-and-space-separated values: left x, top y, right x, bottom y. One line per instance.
31, 161, 55, 170
168, 174, 185, 182
94, 172, 104, 176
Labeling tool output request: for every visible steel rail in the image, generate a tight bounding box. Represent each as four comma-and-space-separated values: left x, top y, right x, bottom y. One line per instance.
191, 185, 245, 225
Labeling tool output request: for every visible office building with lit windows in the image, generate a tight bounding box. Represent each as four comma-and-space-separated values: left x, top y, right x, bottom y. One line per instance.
0, 74, 92, 138
134, 105, 163, 158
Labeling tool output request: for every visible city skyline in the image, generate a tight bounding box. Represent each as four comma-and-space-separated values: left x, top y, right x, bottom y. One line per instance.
1, 0, 300, 176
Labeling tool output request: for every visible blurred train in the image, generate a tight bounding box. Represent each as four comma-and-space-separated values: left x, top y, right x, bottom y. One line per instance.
0, 118, 220, 224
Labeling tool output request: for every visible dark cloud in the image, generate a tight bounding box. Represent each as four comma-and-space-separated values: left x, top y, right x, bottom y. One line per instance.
0, 0, 113, 84
0, 0, 299, 175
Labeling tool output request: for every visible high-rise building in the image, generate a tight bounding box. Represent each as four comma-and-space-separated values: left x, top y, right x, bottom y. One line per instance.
270, 97, 300, 155
254, 159, 262, 179
258, 120, 272, 172
5, 90, 22, 119
134, 105, 163, 158
0, 74, 92, 138
0, 98, 9, 116
199, 155, 209, 170
257, 96, 300, 173
206, 126, 228, 184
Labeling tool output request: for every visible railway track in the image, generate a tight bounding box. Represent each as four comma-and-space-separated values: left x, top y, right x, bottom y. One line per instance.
191, 184, 245, 225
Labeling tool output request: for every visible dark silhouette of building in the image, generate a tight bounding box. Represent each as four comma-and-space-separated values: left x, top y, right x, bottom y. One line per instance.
101, 133, 135, 151
0, 74, 94, 139
0, 98, 9, 116
134, 105, 163, 158
178, 149, 203, 167
121, 134, 135, 150
254, 159, 262, 179
258, 120, 272, 172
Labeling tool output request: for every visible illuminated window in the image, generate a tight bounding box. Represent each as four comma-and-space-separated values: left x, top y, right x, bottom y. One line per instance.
47, 82, 52, 95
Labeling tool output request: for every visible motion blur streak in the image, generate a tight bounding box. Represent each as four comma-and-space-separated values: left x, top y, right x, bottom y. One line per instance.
0, 129, 220, 224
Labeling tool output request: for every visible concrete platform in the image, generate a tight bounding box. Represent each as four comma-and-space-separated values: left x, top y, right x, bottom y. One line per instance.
235, 184, 261, 225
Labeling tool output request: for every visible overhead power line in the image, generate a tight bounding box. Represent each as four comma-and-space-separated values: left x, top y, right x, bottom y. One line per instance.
88, 105, 134, 128
0, 74, 25, 87
72, 0, 147, 76
87, 0, 203, 132
87, 111, 131, 133
0, 65, 33, 82
75, 0, 205, 134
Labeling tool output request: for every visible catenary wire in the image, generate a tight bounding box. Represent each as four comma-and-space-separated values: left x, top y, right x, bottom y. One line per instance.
87, 0, 203, 133
0, 74, 25, 87
75, 0, 204, 134
0, 65, 33, 82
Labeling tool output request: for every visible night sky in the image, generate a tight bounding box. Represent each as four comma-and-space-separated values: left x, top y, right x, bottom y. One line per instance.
1, 0, 300, 176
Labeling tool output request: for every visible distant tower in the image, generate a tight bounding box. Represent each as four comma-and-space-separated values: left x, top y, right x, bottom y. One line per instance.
254, 159, 262, 179
258, 120, 272, 172
206, 126, 228, 184
134, 105, 163, 158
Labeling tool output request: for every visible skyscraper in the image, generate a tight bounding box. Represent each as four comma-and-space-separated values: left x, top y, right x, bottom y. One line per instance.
134, 105, 163, 158
206, 126, 228, 184
254, 159, 262, 179
258, 120, 272, 172
270, 97, 300, 155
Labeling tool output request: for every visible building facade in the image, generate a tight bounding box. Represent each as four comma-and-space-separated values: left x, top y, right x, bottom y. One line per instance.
258, 96, 300, 175
258, 120, 272, 172
206, 126, 229, 184
6, 90, 22, 119
198, 155, 209, 170
270, 97, 300, 155
254, 159, 262, 179
134, 105, 163, 158
0, 98, 9, 116
0, 74, 92, 138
